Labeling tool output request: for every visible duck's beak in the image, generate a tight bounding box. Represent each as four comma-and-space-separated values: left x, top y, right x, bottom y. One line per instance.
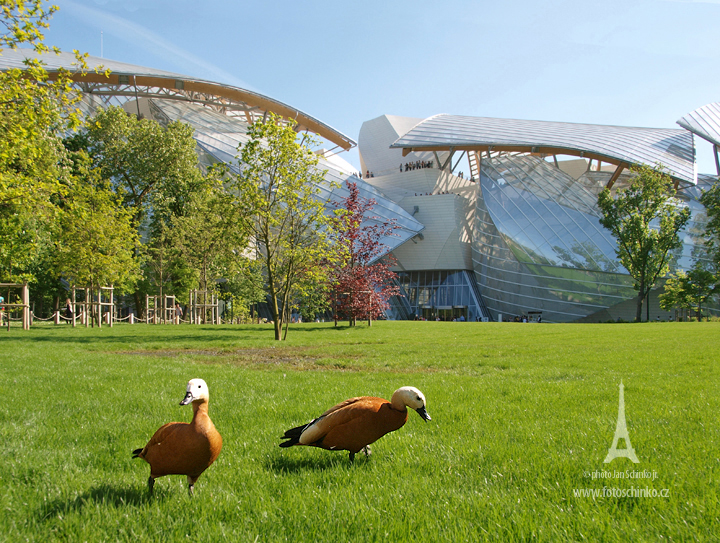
180, 391, 193, 405
416, 406, 431, 421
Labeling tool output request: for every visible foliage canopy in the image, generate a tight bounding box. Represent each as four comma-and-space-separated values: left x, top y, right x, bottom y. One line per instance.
232, 113, 335, 340
328, 180, 400, 325
598, 164, 691, 321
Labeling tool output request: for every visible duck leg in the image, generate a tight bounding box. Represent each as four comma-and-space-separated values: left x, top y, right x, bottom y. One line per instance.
348, 452, 355, 463
363, 445, 372, 458
148, 476, 155, 494
187, 476, 196, 497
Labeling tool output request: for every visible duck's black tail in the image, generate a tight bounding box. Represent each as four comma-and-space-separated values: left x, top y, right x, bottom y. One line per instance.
131, 448, 143, 458
279, 424, 306, 448
280, 416, 324, 448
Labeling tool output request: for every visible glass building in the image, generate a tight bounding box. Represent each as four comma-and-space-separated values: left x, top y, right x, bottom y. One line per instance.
360, 112, 719, 322
4, 49, 718, 322
388, 270, 488, 321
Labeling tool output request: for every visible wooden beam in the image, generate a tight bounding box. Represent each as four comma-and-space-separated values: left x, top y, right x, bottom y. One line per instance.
47, 70, 356, 151
606, 164, 625, 190
392, 143, 618, 164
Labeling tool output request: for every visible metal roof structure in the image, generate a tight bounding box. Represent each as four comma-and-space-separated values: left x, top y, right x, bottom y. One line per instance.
0, 48, 356, 152
677, 102, 720, 147
141, 99, 424, 257
390, 114, 696, 186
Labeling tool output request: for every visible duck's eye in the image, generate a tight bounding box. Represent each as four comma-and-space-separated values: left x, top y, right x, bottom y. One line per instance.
416, 396, 421, 401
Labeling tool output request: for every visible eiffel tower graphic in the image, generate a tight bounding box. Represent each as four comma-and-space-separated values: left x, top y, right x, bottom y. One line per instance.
604, 381, 639, 464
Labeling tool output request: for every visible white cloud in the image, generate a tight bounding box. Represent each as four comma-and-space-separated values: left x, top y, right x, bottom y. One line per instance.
61, 0, 257, 91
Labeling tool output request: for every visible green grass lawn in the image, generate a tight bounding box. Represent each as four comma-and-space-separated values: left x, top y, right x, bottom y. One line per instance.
1, 321, 718, 541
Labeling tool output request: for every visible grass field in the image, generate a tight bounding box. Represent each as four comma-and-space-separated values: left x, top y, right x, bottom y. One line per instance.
1, 321, 718, 541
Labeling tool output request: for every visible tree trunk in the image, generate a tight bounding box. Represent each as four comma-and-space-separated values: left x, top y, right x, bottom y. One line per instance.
272, 296, 282, 340
283, 303, 290, 340
134, 290, 143, 320
268, 288, 282, 341
635, 289, 644, 322
367, 291, 373, 326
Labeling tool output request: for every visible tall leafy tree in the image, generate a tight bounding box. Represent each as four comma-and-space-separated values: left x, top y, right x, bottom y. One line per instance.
170, 174, 249, 322
328, 180, 400, 326
218, 260, 266, 324
598, 164, 691, 322
0, 0, 88, 281
232, 113, 334, 340
79, 106, 203, 229
659, 264, 716, 321
53, 162, 141, 324
700, 181, 720, 272
658, 183, 720, 321
76, 106, 205, 314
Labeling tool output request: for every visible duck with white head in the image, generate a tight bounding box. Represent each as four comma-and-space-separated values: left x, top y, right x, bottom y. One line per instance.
132, 378, 222, 496
280, 386, 431, 462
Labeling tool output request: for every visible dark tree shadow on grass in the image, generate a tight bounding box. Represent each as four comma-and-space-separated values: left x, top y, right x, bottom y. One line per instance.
38, 484, 169, 520
264, 451, 367, 474
26, 333, 240, 345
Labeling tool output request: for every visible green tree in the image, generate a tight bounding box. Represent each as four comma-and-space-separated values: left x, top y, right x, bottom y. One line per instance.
659, 271, 692, 318
598, 164, 691, 322
295, 275, 332, 323
75, 106, 205, 314
79, 106, 203, 228
141, 224, 177, 315
218, 259, 266, 324
700, 181, 720, 270
232, 114, 335, 340
170, 174, 249, 323
659, 265, 716, 321
53, 163, 141, 324
0, 0, 89, 281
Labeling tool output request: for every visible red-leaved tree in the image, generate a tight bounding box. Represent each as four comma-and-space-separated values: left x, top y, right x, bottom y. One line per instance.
329, 181, 400, 326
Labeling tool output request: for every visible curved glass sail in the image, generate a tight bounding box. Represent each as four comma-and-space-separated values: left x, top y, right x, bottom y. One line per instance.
473, 155, 714, 322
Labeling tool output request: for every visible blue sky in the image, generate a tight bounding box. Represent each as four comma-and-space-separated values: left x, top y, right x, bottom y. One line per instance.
42, 0, 720, 174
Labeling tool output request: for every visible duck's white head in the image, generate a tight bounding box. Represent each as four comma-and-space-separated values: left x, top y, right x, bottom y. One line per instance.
180, 378, 210, 405
392, 386, 431, 421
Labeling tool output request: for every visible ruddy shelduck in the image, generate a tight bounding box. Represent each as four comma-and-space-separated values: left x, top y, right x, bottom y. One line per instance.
132, 378, 222, 496
280, 386, 431, 462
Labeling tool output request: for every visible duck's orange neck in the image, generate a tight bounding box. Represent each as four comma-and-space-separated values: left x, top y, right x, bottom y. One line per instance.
191, 399, 210, 420
390, 397, 409, 412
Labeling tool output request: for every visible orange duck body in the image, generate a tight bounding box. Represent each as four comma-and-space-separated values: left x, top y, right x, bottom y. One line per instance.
133, 379, 222, 495
280, 386, 430, 462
